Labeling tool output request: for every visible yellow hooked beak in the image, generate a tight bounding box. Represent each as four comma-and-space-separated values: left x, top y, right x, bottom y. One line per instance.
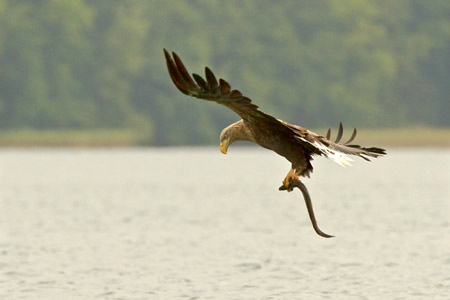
219, 139, 229, 154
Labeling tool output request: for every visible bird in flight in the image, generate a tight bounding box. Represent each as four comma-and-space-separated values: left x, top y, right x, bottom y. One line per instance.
164, 49, 386, 238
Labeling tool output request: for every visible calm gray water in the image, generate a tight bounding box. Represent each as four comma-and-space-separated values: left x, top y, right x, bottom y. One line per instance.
0, 147, 449, 299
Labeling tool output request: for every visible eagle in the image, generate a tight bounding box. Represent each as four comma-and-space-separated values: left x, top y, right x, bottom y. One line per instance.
164, 49, 386, 237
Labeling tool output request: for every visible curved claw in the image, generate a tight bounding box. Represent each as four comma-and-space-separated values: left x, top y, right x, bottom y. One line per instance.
279, 181, 334, 238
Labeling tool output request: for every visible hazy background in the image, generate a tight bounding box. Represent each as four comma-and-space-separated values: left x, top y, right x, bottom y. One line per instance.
0, 0, 449, 145
1, 2, 450, 298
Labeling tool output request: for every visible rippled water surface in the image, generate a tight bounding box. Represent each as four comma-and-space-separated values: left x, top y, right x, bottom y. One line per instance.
1, 147, 449, 299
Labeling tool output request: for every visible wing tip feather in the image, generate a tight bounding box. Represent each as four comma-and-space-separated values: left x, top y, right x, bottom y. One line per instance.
164, 49, 263, 116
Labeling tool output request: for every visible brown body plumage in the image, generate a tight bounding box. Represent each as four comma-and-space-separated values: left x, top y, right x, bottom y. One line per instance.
164, 49, 386, 190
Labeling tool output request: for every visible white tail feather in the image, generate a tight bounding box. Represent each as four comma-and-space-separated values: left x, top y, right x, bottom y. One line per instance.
294, 136, 353, 167
313, 141, 353, 167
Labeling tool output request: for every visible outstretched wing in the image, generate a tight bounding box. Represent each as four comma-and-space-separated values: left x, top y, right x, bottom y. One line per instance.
164, 49, 283, 125
164, 49, 385, 165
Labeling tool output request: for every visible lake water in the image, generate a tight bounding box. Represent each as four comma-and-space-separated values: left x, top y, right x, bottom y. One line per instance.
0, 147, 449, 299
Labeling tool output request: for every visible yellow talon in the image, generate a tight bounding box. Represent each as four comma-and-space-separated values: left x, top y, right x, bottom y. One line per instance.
282, 169, 300, 192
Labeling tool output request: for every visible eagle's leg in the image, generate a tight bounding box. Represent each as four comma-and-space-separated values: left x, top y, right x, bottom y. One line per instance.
281, 168, 299, 192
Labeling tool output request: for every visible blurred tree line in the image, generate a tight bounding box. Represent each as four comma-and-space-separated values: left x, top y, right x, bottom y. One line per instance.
0, 0, 449, 145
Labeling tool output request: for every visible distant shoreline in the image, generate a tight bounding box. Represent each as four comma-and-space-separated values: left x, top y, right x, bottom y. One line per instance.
0, 127, 449, 147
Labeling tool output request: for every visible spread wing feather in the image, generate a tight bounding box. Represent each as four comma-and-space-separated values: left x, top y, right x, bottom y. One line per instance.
165, 49, 271, 121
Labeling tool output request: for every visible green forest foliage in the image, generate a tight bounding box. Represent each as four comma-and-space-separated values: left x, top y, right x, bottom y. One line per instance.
0, 0, 449, 145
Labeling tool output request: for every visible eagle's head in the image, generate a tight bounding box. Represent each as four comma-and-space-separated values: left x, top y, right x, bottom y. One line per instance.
219, 120, 255, 155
